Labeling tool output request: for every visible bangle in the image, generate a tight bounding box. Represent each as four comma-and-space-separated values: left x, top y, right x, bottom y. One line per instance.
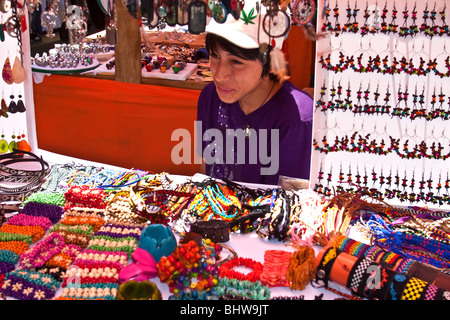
286, 246, 316, 290
116, 280, 162, 300
219, 257, 263, 282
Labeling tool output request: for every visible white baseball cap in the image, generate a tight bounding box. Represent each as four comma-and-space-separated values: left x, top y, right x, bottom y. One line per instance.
205, 0, 291, 50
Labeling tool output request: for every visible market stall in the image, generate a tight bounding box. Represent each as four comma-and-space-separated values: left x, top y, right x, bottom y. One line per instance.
0, 0, 449, 306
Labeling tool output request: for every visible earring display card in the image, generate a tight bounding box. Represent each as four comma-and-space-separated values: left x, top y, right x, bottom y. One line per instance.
311, 0, 450, 210
0, 1, 29, 154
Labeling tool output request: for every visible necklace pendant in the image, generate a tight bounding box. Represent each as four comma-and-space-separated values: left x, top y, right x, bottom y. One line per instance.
244, 125, 251, 138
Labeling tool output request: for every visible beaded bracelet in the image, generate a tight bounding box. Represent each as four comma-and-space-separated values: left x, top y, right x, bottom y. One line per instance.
19, 232, 66, 269
219, 257, 263, 282
0, 249, 19, 265
0, 231, 33, 244
59, 215, 105, 233
51, 223, 95, 236
51, 229, 91, 248
20, 201, 65, 224
1, 269, 60, 300
58, 283, 119, 300
0, 241, 29, 255
74, 249, 128, 267
64, 185, 107, 210
65, 207, 105, 218
0, 224, 46, 243
7, 214, 53, 230
214, 277, 271, 300
24, 192, 66, 207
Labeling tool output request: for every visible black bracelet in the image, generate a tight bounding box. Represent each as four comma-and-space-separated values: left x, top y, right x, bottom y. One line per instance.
313, 246, 341, 288
0, 149, 50, 201
190, 219, 230, 243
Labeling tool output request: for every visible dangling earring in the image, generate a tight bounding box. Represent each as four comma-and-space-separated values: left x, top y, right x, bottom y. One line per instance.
2, 55, 13, 85
0, 90, 8, 118
17, 91, 25, 113
11, 50, 25, 84
8, 92, 17, 113
8, 131, 18, 152
0, 131, 8, 153
16, 130, 31, 153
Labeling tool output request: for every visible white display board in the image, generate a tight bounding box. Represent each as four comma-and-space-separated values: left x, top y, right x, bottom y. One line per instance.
0, 0, 37, 155
310, 0, 450, 211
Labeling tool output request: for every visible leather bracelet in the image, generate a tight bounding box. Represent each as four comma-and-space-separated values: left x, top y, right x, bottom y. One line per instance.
190, 219, 230, 243
314, 246, 340, 288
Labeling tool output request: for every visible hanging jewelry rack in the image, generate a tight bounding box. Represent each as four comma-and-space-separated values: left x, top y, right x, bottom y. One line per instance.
311, 0, 450, 210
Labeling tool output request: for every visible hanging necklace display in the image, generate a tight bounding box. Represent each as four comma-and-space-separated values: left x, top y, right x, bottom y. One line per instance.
105, 0, 117, 44
187, 0, 206, 34
291, 0, 316, 26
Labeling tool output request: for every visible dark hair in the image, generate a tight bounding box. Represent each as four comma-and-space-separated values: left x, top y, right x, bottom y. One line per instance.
205, 33, 277, 80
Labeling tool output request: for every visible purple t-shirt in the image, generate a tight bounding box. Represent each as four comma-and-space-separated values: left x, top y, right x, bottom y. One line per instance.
197, 81, 313, 185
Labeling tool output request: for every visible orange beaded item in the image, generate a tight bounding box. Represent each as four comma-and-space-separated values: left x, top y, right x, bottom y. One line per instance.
46, 252, 74, 269
0, 241, 30, 255
58, 216, 105, 232
286, 246, 316, 291
0, 224, 46, 242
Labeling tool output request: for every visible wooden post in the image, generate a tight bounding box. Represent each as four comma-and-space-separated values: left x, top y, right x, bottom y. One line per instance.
114, 0, 141, 83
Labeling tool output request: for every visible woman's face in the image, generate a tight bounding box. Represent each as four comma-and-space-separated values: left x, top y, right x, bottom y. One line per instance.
209, 47, 264, 104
